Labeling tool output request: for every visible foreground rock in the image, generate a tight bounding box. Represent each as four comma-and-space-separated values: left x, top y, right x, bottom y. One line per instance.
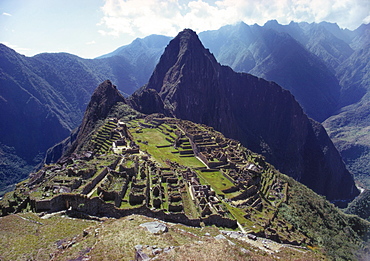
140, 221, 168, 235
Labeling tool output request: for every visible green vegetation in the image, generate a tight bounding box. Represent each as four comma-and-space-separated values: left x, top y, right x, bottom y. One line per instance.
181, 187, 199, 219
325, 124, 370, 190
90, 120, 119, 154
345, 189, 370, 221
0, 212, 97, 260
130, 126, 204, 168
0, 143, 34, 197
278, 174, 370, 261
0, 213, 327, 260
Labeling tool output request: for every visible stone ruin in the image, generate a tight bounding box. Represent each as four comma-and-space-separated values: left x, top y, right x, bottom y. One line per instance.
3, 114, 294, 237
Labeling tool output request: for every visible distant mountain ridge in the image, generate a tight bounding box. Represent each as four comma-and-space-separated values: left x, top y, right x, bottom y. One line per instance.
198, 22, 341, 122
97, 34, 170, 60
130, 29, 359, 202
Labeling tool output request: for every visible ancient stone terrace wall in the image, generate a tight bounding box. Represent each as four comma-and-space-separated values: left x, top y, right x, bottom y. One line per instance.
97, 171, 129, 207
31, 192, 201, 226
93, 117, 141, 155
32, 199, 52, 212
15, 115, 295, 240
68, 166, 96, 180
180, 169, 230, 218
31, 191, 237, 228
79, 156, 121, 195
28, 169, 46, 187
81, 167, 109, 195
177, 120, 252, 169
175, 119, 268, 213
203, 214, 237, 228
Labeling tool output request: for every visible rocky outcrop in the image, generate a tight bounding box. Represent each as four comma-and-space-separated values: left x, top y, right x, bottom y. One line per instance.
46, 80, 126, 160
76, 80, 126, 143
129, 87, 168, 115
130, 29, 359, 201
140, 221, 168, 234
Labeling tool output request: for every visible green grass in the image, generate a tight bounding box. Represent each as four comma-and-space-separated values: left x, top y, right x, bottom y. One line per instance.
161, 182, 169, 210
278, 174, 370, 260
123, 159, 135, 168
0, 213, 97, 260
90, 188, 99, 198
196, 171, 234, 195
0, 213, 326, 260
131, 127, 205, 168
2, 114, 366, 261
181, 187, 199, 219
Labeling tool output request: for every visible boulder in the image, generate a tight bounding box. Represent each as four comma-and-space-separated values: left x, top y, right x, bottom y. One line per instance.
140, 221, 168, 235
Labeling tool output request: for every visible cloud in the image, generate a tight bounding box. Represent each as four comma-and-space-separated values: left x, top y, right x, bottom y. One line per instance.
98, 0, 370, 38
86, 40, 96, 45
2, 42, 30, 52
2, 12, 12, 16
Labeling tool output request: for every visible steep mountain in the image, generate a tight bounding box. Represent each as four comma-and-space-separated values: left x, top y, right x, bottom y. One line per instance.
97, 34, 170, 92
323, 43, 370, 188
200, 21, 370, 190
262, 21, 354, 72
70, 80, 127, 154
129, 29, 358, 202
199, 22, 341, 122
1, 80, 368, 260
347, 23, 370, 51
310, 23, 370, 189
2, 21, 368, 197
346, 189, 370, 222
97, 34, 170, 59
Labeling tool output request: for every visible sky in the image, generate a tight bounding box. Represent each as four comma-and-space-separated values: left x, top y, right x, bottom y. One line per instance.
1, 0, 369, 58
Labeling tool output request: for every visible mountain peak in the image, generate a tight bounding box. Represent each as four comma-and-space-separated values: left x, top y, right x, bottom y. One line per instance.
72, 80, 126, 152
264, 19, 280, 27
81, 79, 125, 132
145, 28, 218, 95
90, 79, 120, 100
176, 28, 199, 42
168, 28, 206, 58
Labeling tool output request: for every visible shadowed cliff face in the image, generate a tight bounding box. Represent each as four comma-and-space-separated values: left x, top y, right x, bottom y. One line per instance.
77, 80, 126, 140
129, 87, 167, 115
53, 80, 127, 158
130, 29, 359, 201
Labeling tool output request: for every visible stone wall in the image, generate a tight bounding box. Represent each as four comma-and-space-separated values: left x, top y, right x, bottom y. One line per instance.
202, 214, 237, 229
30, 192, 241, 229
33, 199, 51, 212
82, 167, 109, 195
231, 185, 259, 201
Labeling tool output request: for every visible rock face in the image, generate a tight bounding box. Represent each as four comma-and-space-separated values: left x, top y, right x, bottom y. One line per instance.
130, 29, 359, 201
77, 80, 126, 141
46, 80, 126, 160
198, 22, 342, 122
129, 87, 168, 115
198, 21, 370, 189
